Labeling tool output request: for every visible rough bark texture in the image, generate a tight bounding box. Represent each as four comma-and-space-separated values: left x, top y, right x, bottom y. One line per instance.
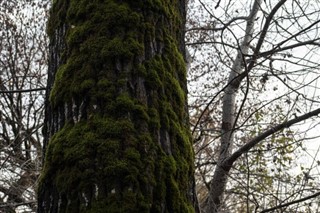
38, 0, 197, 212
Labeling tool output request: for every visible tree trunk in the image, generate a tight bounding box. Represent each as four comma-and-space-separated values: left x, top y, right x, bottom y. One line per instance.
203, 0, 262, 212
38, 0, 197, 212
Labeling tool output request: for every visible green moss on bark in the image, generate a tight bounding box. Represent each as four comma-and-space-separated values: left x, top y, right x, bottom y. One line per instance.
39, 0, 194, 212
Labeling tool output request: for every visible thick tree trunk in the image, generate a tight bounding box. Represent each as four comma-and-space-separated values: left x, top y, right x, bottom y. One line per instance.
38, 0, 197, 212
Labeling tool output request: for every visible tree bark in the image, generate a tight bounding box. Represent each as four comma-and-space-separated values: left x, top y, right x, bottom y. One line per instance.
38, 0, 197, 212
203, 0, 262, 212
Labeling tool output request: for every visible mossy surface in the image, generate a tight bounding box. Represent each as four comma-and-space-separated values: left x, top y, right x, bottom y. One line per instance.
39, 0, 194, 212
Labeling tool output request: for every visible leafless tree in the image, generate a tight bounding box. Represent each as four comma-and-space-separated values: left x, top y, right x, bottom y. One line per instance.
187, 0, 320, 212
0, 1, 49, 212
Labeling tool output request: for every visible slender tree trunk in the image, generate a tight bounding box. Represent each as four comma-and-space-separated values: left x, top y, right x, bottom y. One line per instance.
38, 1, 198, 212
203, 0, 262, 212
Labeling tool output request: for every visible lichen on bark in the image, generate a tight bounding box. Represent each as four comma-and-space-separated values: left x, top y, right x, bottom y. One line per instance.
38, 0, 196, 212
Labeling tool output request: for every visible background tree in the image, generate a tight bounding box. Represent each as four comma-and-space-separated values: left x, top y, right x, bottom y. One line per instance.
187, 0, 320, 212
38, 0, 197, 212
3, 0, 320, 212
0, 1, 48, 212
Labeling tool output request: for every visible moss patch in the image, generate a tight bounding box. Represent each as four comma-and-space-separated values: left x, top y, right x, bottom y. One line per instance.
40, 0, 194, 212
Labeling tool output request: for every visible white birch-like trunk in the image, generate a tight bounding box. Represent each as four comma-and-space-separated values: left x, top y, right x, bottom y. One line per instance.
203, 0, 262, 212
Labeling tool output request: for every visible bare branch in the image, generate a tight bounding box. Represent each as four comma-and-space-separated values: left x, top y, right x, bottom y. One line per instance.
0, 87, 46, 94
260, 191, 320, 213
226, 107, 320, 167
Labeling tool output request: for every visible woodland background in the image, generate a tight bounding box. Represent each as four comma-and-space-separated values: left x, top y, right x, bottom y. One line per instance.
2, 0, 320, 212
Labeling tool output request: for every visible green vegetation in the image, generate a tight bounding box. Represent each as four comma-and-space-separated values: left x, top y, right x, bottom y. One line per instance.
39, 0, 194, 212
